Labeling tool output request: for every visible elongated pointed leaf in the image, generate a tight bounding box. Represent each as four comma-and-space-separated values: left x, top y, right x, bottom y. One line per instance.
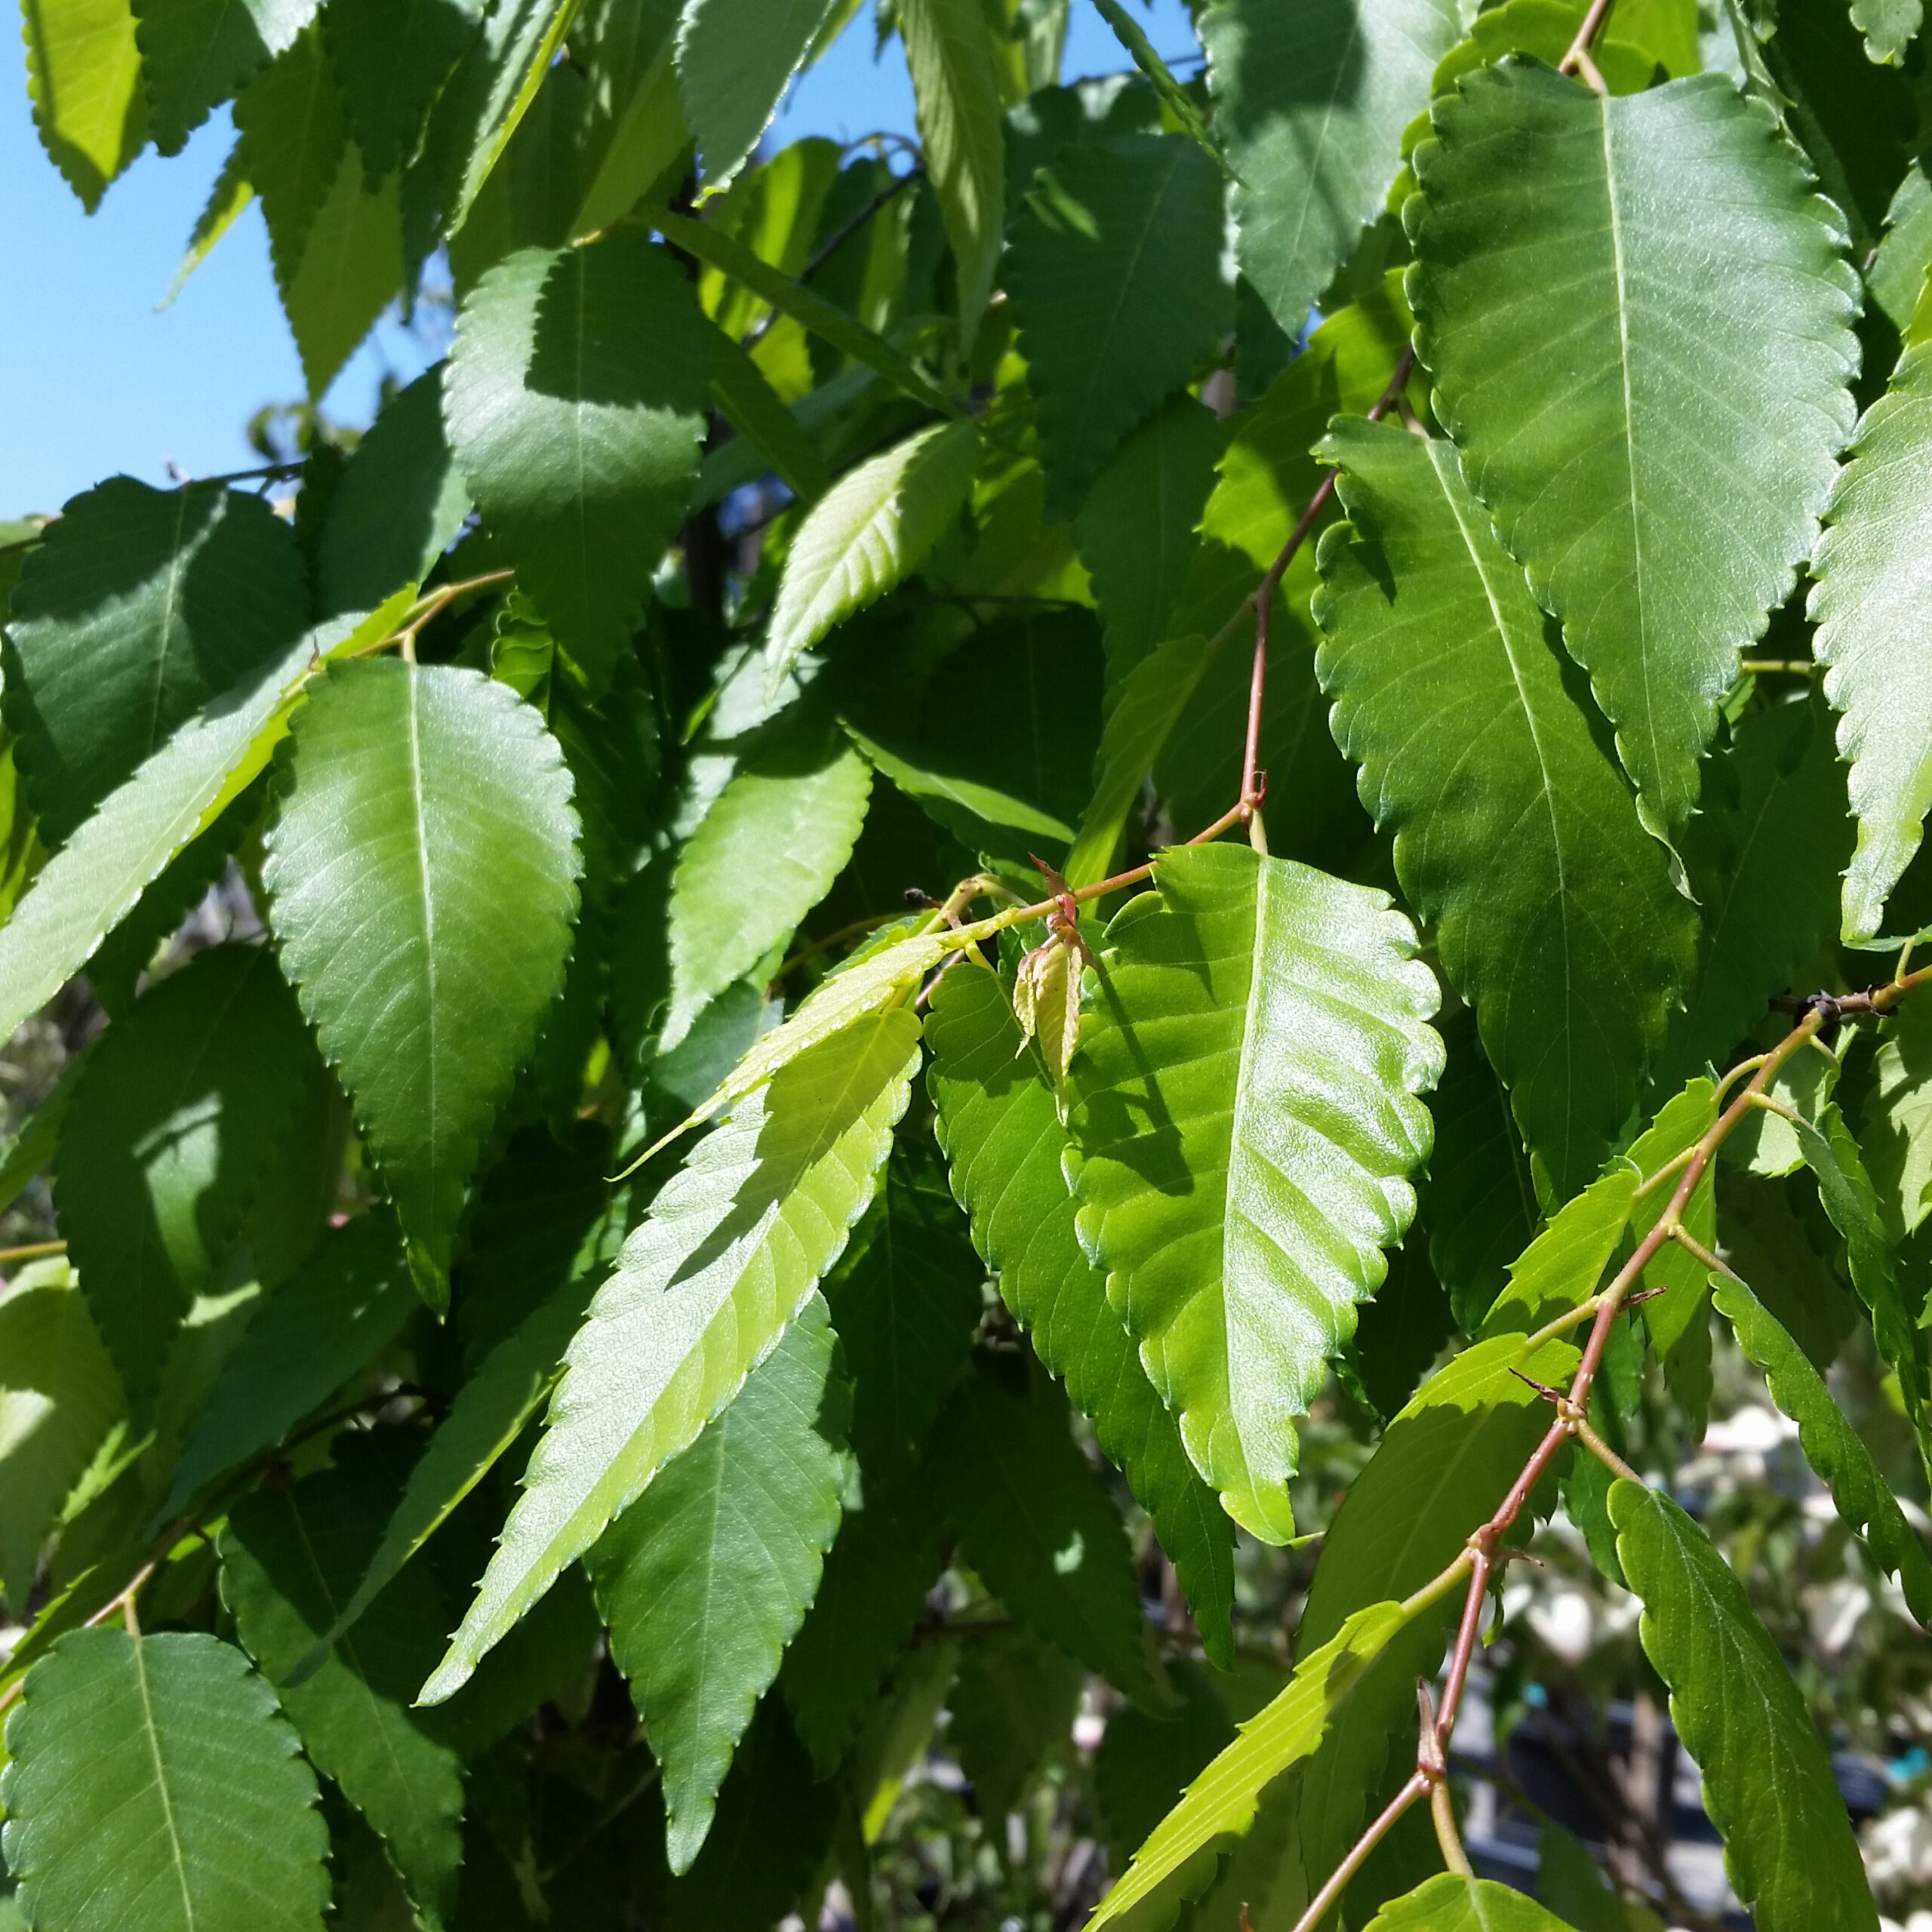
0, 1267, 122, 1615
23, 0, 149, 209
232, 25, 349, 294
5, 478, 309, 845
220, 1456, 465, 1927
899, 0, 1004, 345
0, 1629, 331, 1932
1480, 1165, 1637, 1339
1610, 1481, 1879, 1932
277, 142, 405, 397
1364, 1875, 1580, 1930
588, 1294, 847, 1872
264, 659, 582, 1304
1201, 0, 1459, 336
55, 945, 315, 1412
1089, 1598, 1418, 1930
936, 1364, 1161, 1703
675, 0, 840, 187
1409, 63, 1860, 856
158, 1213, 417, 1524
764, 420, 980, 683
666, 722, 871, 1043
1811, 333, 1932, 942
133, 0, 314, 154
1296, 1331, 1580, 1891
1713, 1272, 1932, 1625
1066, 842, 1441, 1541
423, 1008, 919, 1703
1006, 134, 1232, 518
706, 320, 831, 502
446, 232, 709, 679
321, 0, 478, 179
926, 961, 1234, 1661
1315, 417, 1693, 1199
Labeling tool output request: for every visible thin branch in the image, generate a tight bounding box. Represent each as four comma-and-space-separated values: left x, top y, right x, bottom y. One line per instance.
1288, 1774, 1432, 1932
1558, 0, 1618, 80
742, 164, 922, 353
0, 1238, 67, 1266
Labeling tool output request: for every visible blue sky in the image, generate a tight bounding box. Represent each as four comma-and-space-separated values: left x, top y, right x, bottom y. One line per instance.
0, 1, 1195, 518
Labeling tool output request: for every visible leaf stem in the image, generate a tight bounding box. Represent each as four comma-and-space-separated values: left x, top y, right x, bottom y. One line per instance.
1289, 1773, 1432, 1932
1558, 0, 1618, 83
0, 1238, 67, 1265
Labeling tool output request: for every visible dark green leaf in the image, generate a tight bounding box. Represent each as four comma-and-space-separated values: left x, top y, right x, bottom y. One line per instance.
323, 0, 479, 179
133, 0, 315, 154
948, 1624, 1084, 1822
675, 0, 841, 188
1361, 1875, 1581, 1930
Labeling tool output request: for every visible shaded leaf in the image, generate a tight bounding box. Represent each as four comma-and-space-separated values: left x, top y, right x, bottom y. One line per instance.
1611, 1480, 1879, 1932
23, 0, 149, 209
264, 660, 583, 1304
323, 0, 479, 179
134, 0, 314, 154
949, 1624, 1083, 1823
1362, 1875, 1580, 1930
1864, 997, 1932, 1243
587, 1294, 848, 1872
1479, 1165, 1637, 1339
1315, 417, 1694, 1200
1410, 63, 1860, 856
0, 1629, 331, 1932
423, 1008, 919, 1702
1066, 841, 1441, 1541
675, 0, 840, 188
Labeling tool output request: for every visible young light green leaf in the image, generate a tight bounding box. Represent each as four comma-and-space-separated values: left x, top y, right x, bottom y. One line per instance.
1088, 1597, 1419, 1930
1200, 0, 1460, 337
587, 1294, 847, 1872
156, 1213, 417, 1525
290, 1271, 596, 1681
926, 960, 1235, 1663
264, 660, 583, 1306
0, 1629, 331, 1932
1315, 417, 1694, 1200
1864, 998, 1932, 1243
23, 0, 149, 209
764, 420, 980, 684
1811, 334, 1932, 943
56, 945, 315, 1414
6, 478, 309, 844
675, 0, 840, 188
935, 1365, 1161, 1704
1362, 1875, 1581, 1930
0, 1266, 122, 1615
1066, 841, 1441, 1542
1713, 1272, 1932, 1626
1479, 1165, 1638, 1339
1005, 135, 1232, 518
133, 0, 315, 155
276, 143, 405, 397
219, 1454, 466, 1927
445, 232, 709, 680
1611, 1481, 1880, 1932
422, 1007, 919, 1703
1410, 65, 1860, 862
1296, 1331, 1581, 1891
899, 0, 1004, 346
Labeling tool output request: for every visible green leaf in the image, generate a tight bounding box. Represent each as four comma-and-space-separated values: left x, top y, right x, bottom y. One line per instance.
0, 1266, 122, 1614
1713, 1270, 1932, 1625
219, 1454, 466, 1927
1665, 697, 1851, 1082
948, 1624, 1084, 1823
1006, 134, 1232, 518
422, 1007, 920, 1703
5, 478, 309, 845
0, 1629, 331, 1932
321, 0, 478, 180
764, 420, 981, 684
446, 232, 709, 678
132, 0, 314, 154
277, 142, 406, 397
232, 25, 349, 300
1087, 0, 1235, 183
1854, 0, 1921, 61
1296, 1331, 1582, 1895
568, 0, 685, 238
1201, 0, 1459, 337
23, 0, 149, 210
1610, 1480, 1880, 1932
925, 959, 1235, 1663
1720, 1170, 1860, 1372
1095, 1659, 1238, 1869
55, 944, 315, 1414
1811, 333, 1932, 943
899, 0, 1004, 345
675, 0, 838, 188
1089, 1598, 1418, 1930
318, 365, 473, 619
654, 210, 960, 419
666, 720, 871, 1042
1315, 417, 1694, 1200
1409, 64, 1860, 857
1074, 393, 1226, 688
587, 1293, 848, 1872
441, 0, 579, 231
264, 659, 583, 1304
1538, 1821, 1667, 1932
1479, 1164, 1637, 1338
1361, 1875, 1581, 1930
163, 134, 253, 303
935, 1364, 1161, 1703
1864, 997, 1932, 1243
156, 1213, 417, 1525
1066, 841, 1441, 1541
705, 319, 832, 503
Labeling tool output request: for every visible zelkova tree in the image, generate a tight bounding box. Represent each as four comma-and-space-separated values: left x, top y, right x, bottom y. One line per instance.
5, 0, 1932, 1925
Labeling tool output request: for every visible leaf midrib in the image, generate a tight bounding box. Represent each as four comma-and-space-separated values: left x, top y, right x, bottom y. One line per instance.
128, 1638, 198, 1930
